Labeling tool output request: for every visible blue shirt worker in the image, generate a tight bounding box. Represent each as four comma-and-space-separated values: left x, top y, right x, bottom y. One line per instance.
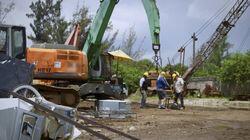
156, 72, 169, 109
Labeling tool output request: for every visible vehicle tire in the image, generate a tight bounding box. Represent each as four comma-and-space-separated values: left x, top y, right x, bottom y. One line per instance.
12, 84, 42, 99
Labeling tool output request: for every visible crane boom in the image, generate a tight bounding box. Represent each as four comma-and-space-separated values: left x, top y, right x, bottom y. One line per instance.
142, 0, 160, 46
183, 0, 249, 81
142, 0, 161, 71
83, 0, 118, 69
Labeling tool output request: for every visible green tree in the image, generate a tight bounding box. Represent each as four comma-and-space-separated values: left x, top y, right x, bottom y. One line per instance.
220, 52, 250, 84
208, 37, 232, 66
114, 61, 152, 93
101, 30, 119, 52
0, 1, 15, 23
137, 59, 155, 71
26, 0, 69, 43
70, 3, 118, 52
116, 62, 142, 93
163, 63, 188, 75
110, 59, 154, 93
194, 37, 232, 77
70, 3, 91, 49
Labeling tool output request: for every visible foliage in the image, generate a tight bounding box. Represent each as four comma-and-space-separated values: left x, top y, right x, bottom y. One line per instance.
194, 37, 231, 77
117, 62, 141, 93
219, 52, 250, 84
118, 27, 144, 60
0, 1, 15, 23
26, 0, 69, 43
194, 63, 220, 77
207, 37, 232, 66
70, 2, 118, 52
136, 59, 155, 71
113, 59, 153, 93
163, 63, 188, 75
70, 3, 91, 50
101, 30, 119, 52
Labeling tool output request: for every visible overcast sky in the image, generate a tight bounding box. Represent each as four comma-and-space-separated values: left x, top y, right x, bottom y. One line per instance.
3, 0, 250, 66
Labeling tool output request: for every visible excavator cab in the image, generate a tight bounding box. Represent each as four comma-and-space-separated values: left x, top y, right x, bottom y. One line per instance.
0, 24, 26, 59
0, 25, 34, 95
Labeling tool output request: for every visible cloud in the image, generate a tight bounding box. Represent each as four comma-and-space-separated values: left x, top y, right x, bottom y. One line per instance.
186, 0, 233, 20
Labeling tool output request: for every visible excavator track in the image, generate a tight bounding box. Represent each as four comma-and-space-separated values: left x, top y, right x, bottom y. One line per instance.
33, 84, 80, 107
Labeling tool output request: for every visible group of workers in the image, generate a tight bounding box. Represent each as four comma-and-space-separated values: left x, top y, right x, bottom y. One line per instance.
139, 71, 185, 110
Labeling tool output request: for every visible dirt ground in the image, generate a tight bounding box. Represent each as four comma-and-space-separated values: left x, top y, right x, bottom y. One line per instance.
77, 100, 250, 140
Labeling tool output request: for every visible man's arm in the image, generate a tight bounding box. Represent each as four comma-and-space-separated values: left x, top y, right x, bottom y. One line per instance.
180, 78, 184, 85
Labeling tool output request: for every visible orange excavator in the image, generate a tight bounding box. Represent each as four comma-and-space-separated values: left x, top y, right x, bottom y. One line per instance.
0, 0, 161, 107
26, 0, 120, 107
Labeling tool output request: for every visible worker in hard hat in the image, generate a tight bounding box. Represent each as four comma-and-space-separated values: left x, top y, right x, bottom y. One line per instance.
156, 71, 170, 109
139, 72, 150, 108
173, 73, 185, 109
174, 71, 180, 77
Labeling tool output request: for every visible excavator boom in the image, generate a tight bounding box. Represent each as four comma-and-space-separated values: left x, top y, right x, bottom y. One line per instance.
83, 0, 118, 69
142, 0, 161, 70
142, 0, 160, 46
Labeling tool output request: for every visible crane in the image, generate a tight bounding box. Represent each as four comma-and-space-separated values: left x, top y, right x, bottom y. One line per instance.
183, 0, 249, 82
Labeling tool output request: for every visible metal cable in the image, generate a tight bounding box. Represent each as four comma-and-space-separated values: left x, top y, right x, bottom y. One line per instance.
238, 27, 250, 51
171, 0, 234, 63
195, 0, 234, 36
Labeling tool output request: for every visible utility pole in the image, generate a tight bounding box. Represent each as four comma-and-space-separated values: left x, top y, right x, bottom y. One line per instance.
182, 0, 249, 81
178, 47, 185, 75
182, 48, 185, 73
191, 33, 198, 65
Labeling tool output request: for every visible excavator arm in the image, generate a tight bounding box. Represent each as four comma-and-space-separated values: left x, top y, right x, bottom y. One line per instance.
83, 0, 161, 72
142, 0, 160, 46
83, 0, 118, 70
142, 0, 161, 71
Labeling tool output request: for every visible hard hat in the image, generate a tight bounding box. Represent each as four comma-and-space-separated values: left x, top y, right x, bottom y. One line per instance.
143, 72, 149, 77
165, 71, 171, 77
172, 73, 177, 79
160, 71, 166, 76
174, 71, 180, 76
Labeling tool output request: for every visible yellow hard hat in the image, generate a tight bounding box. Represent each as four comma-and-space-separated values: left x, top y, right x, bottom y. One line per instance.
143, 72, 149, 77
165, 71, 171, 77
160, 71, 166, 76
174, 71, 180, 76
172, 73, 177, 79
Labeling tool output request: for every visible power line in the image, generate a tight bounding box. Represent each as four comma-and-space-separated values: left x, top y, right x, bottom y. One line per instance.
187, 0, 232, 48
171, 0, 234, 64
195, 0, 234, 36
238, 27, 250, 51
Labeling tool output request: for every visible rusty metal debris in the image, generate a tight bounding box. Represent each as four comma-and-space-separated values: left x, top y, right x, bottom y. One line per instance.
1, 89, 139, 140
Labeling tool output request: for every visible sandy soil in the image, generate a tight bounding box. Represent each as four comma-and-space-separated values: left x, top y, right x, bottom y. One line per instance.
77, 101, 250, 140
